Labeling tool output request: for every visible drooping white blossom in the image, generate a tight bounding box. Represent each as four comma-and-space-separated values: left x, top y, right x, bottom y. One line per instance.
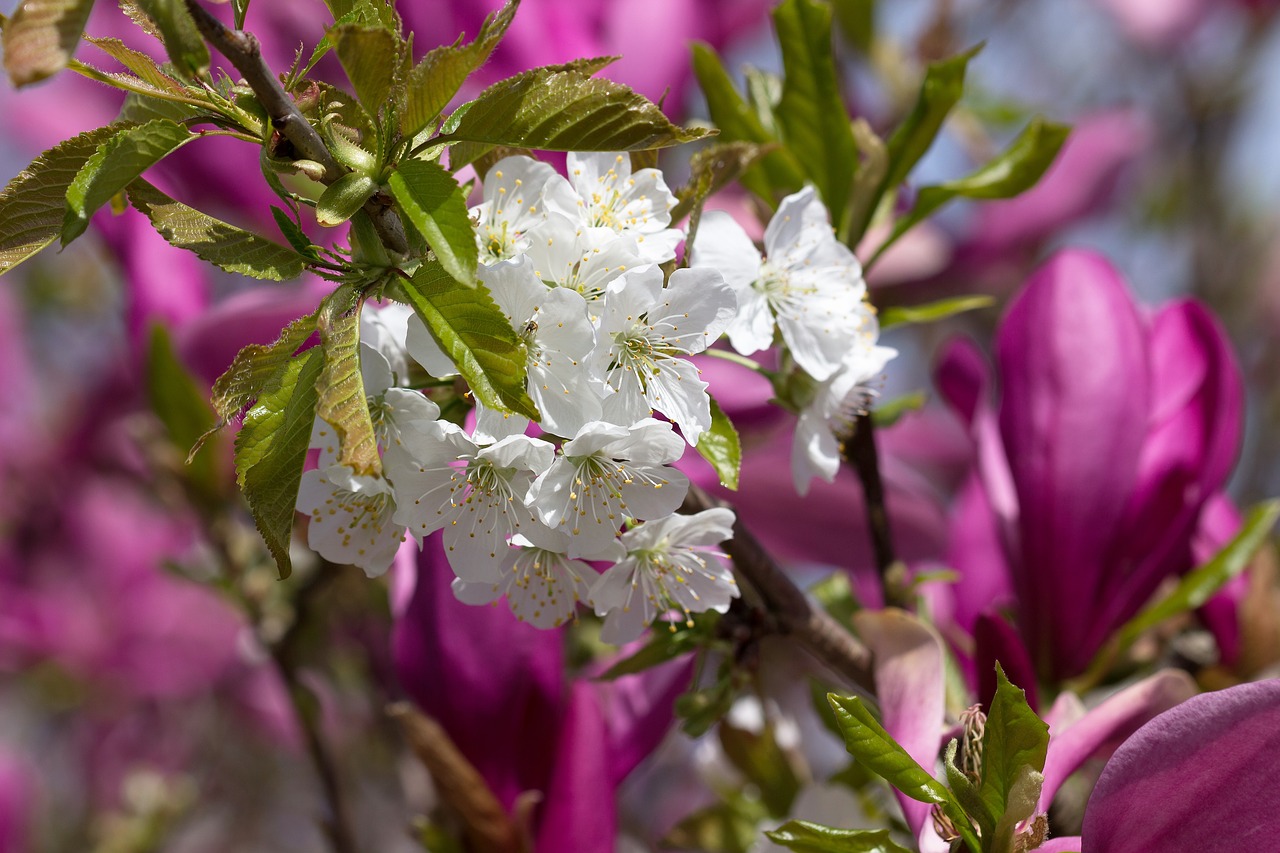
451, 525, 609, 628
298, 336, 441, 577
690, 186, 869, 381
590, 507, 739, 645
594, 265, 737, 443
389, 423, 555, 581
473, 156, 576, 265
529, 419, 690, 558
472, 255, 604, 441
565, 151, 683, 263
791, 330, 897, 495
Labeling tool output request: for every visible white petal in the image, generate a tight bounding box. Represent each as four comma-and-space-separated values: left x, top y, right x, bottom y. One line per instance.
689, 210, 763, 291
405, 314, 458, 378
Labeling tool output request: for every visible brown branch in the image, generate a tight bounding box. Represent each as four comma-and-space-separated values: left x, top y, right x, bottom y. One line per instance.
183, 0, 409, 256
683, 485, 875, 694
388, 703, 526, 853
843, 414, 906, 608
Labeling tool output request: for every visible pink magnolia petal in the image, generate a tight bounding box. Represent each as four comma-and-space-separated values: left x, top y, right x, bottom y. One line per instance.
1039, 670, 1197, 812
1082, 679, 1280, 852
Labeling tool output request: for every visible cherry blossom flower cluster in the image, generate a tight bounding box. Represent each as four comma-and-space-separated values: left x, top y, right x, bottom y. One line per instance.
294, 153, 893, 640
296, 153, 742, 642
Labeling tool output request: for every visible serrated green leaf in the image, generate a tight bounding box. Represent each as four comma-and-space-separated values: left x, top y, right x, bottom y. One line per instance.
231, 0, 248, 29
0, 124, 123, 276
1116, 499, 1280, 649
315, 293, 381, 477
690, 42, 806, 204
401, 0, 517, 138
827, 694, 980, 851
236, 346, 324, 579
316, 172, 377, 227
765, 821, 912, 853
333, 24, 399, 117
872, 118, 1069, 266
146, 324, 226, 504
880, 295, 994, 329
979, 664, 1048, 831
62, 118, 195, 244
127, 179, 307, 280
133, 0, 208, 79
401, 258, 538, 419
773, 0, 858, 229
2, 0, 95, 86
882, 44, 982, 195
672, 140, 772, 224
695, 395, 742, 490
118, 90, 205, 124
387, 160, 478, 287
440, 59, 709, 167
84, 34, 183, 93
209, 311, 320, 428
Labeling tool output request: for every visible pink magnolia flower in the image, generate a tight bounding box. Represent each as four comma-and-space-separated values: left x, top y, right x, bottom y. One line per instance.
935, 249, 1243, 683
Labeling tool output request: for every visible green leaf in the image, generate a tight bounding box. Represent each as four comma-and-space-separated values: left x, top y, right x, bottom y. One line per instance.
401, 258, 538, 419
387, 159, 478, 287
236, 346, 324, 579
316, 172, 377, 227
663, 793, 769, 853
872, 117, 1069, 266
440, 59, 710, 167
270, 206, 322, 260
315, 292, 381, 478
401, 0, 517, 138
127, 179, 307, 280
695, 395, 742, 490
719, 722, 802, 817
209, 311, 320, 427
882, 45, 982, 196
871, 391, 926, 429
943, 740, 996, 843
61, 118, 196, 244
231, 0, 248, 29
598, 621, 705, 679
690, 42, 806, 204
827, 694, 979, 851
979, 664, 1049, 831
1115, 499, 1280, 648
880, 295, 994, 329
832, 0, 876, 53
146, 324, 225, 504
84, 34, 184, 93
118, 89, 205, 124
133, 0, 209, 79
765, 821, 912, 853
989, 766, 1044, 853
0, 124, 123, 276
2, 0, 96, 86
333, 24, 400, 117
773, 0, 858, 229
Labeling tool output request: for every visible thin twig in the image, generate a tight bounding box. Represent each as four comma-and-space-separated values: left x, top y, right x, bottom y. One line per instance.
182, 0, 409, 256
683, 486, 876, 694
843, 414, 905, 608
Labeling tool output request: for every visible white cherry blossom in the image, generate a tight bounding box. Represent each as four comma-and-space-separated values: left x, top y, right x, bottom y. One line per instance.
473, 155, 576, 265
792, 330, 897, 495
690, 186, 869, 381
524, 212, 642, 307
590, 508, 739, 645
529, 419, 690, 558
565, 151, 683, 263
389, 424, 554, 581
594, 265, 736, 443
451, 525, 610, 628
472, 255, 604, 441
